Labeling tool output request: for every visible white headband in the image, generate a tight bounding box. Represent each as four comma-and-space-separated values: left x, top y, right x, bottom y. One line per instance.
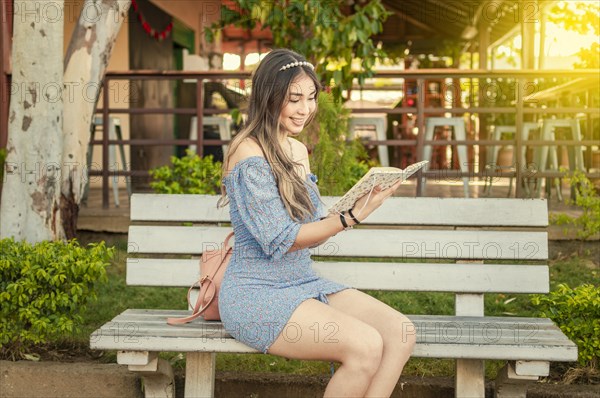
279, 61, 314, 71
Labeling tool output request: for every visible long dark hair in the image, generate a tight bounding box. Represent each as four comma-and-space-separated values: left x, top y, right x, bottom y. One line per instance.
218, 49, 322, 222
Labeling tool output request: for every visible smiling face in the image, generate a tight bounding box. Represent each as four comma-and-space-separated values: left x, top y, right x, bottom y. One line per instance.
278, 73, 317, 137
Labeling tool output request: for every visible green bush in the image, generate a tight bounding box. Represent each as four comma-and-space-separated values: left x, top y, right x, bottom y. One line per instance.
149, 151, 222, 194
0, 238, 114, 359
550, 169, 600, 239
531, 283, 600, 366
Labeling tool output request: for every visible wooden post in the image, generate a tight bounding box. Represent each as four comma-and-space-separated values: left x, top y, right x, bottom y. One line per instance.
538, 11, 546, 69
0, 0, 11, 150
478, 21, 490, 177
515, 78, 525, 197
478, 23, 489, 70
520, 0, 536, 70
102, 80, 110, 209
416, 78, 425, 196
196, 78, 204, 157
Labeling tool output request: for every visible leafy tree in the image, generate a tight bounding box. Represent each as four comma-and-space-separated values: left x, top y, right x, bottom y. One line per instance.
205, 0, 390, 101
548, 1, 600, 68
205, 1, 391, 195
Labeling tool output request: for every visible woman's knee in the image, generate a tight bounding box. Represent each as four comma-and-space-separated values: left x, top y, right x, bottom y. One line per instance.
398, 315, 417, 354
342, 325, 383, 375
382, 314, 416, 357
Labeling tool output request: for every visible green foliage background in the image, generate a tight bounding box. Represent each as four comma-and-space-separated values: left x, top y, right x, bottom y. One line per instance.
205, 0, 390, 102
549, 1, 600, 68
531, 283, 600, 366
149, 152, 223, 194
301, 92, 374, 196
550, 170, 600, 240
0, 239, 114, 359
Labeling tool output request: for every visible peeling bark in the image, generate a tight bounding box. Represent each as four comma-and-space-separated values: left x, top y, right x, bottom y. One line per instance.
1, 0, 130, 242
0, 1, 64, 242
60, 177, 78, 240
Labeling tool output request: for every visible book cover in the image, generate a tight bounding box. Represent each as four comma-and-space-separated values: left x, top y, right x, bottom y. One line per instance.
328, 160, 429, 214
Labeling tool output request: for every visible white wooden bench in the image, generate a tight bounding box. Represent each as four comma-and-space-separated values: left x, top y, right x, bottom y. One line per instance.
90, 194, 577, 398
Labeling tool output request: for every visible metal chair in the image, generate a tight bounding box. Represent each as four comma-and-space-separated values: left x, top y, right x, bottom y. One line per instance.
484, 122, 539, 197
348, 115, 389, 167
533, 118, 585, 200
189, 116, 232, 156
421, 117, 469, 197
82, 116, 131, 207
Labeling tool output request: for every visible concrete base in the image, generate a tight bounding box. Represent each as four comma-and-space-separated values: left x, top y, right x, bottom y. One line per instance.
0, 360, 142, 398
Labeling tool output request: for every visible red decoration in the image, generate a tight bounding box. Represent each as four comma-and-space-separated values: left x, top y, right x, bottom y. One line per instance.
131, 0, 173, 42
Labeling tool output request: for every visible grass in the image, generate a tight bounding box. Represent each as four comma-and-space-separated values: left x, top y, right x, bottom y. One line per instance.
73, 239, 598, 380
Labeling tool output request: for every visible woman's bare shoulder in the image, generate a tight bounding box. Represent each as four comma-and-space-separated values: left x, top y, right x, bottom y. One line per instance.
289, 138, 308, 157
226, 137, 265, 175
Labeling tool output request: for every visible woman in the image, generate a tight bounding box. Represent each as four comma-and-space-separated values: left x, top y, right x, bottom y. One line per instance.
217, 49, 415, 397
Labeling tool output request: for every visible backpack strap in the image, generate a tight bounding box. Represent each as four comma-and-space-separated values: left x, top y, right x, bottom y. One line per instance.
166, 232, 234, 326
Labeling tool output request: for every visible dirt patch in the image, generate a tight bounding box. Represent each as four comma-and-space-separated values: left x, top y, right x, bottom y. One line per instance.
0, 360, 142, 398
76, 231, 127, 248
548, 240, 600, 262
0, 342, 105, 363
2, 360, 598, 398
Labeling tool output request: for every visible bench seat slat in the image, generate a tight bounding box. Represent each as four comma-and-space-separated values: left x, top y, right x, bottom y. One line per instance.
127, 259, 550, 293
115, 310, 558, 326
128, 226, 548, 260
131, 195, 548, 227
108, 313, 569, 343
97, 321, 573, 346
111, 312, 563, 332
90, 311, 577, 362
99, 317, 572, 342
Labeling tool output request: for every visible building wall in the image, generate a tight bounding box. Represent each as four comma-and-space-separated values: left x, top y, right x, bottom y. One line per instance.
128, 0, 175, 189
150, 0, 221, 55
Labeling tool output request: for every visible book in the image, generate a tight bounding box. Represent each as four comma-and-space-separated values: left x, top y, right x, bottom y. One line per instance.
328, 160, 429, 214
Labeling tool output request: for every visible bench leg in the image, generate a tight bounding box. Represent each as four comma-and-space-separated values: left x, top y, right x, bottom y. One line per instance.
185, 352, 216, 398
129, 357, 175, 398
456, 359, 485, 398
495, 362, 538, 398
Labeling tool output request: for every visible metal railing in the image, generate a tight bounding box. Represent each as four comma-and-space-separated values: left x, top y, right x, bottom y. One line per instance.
91, 69, 600, 207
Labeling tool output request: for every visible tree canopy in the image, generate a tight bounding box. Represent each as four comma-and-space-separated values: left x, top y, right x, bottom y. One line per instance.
205, 0, 390, 101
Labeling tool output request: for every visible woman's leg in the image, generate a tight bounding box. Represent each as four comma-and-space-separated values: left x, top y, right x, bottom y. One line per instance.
267, 298, 384, 397
327, 289, 416, 398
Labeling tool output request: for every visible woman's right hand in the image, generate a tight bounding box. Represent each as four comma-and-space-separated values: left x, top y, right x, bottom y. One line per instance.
350, 179, 404, 222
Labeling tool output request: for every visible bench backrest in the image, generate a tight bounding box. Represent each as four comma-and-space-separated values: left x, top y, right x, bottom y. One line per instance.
127, 194, 549, 316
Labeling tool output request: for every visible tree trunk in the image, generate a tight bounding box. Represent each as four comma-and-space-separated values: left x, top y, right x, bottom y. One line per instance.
60, 0, 130, 239
0, 1, 65, 242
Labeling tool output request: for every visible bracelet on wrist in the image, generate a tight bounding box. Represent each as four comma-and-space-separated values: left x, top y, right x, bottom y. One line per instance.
339, 211, 353, 231
347, 208, 360, 225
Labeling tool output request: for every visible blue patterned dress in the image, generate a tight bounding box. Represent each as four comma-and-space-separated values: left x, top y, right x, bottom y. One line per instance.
219, 156, 350, 353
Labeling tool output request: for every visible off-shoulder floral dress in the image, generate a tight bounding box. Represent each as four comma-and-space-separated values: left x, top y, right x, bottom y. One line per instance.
219, 156, 349, 353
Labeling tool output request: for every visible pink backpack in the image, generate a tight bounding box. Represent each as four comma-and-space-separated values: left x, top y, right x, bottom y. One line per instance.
167, 231, 234, 324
